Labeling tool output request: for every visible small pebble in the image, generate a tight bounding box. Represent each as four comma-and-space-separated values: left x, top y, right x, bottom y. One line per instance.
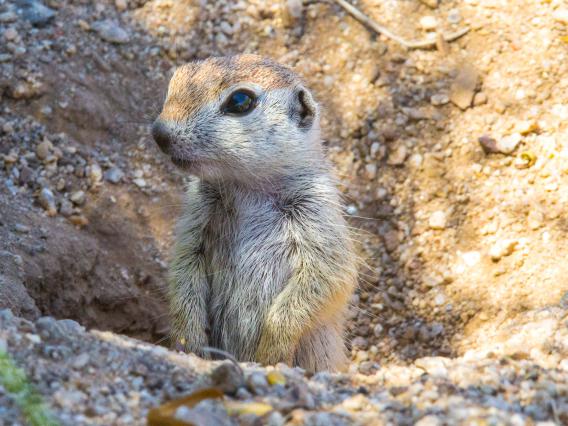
115, 0, 128, 11
70, 190, 86, 206
497, 133, 522, 154
15, 0, 56, 26
365, 163, 377, 180
92, 20, 130, 44
211, 362, 244, 394
3, 27, 18, 41
431, 94, 450, 106
419, 16, 438, 31
447, 9, 461, 24
104, 167, 124, 184
38, 187, 57, 216
489, 239, 518, 261
88, 163, 103, 186
387, 145, 408, 166
473, 92, 488, 106
429, 211, 447, 230
14, 223, 30, 233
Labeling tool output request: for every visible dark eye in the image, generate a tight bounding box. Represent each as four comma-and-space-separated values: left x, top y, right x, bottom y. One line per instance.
222, 90, 257, 115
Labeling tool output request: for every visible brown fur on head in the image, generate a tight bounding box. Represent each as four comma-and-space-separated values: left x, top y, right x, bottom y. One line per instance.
160, 55, 298, 122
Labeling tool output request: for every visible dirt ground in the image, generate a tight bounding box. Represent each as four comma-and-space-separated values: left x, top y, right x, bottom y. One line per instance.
1, 0, 567, 423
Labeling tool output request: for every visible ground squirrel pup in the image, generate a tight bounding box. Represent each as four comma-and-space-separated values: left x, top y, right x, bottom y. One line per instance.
152, 55, 357, 372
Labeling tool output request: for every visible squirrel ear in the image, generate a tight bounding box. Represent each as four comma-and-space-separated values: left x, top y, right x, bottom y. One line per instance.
291, 87, 317, 130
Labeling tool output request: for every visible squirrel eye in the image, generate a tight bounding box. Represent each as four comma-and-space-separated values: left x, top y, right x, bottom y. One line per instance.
222, 90, 257, 115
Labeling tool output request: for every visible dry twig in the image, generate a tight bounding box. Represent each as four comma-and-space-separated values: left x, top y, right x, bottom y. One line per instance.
330, 0, 470, 49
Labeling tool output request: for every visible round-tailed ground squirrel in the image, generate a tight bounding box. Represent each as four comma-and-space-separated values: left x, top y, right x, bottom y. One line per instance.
152, 55, 358, 372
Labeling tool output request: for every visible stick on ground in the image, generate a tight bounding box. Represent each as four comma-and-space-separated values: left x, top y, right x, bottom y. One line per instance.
330, 0, 470, 49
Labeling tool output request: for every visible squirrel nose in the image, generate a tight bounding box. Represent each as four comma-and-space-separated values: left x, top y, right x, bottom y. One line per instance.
152, 120, 172, 152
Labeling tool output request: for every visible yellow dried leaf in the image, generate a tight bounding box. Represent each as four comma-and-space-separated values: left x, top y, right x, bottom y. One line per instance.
514, 152, 537, 169
224, 401, 273, 416
561, 35, 568, 44
266, 371, 286, 386
147, 387, 224, 426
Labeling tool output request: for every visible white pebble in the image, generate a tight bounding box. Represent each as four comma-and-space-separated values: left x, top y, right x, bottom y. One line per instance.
429, 211, 447, 230
419, 16, 438, 31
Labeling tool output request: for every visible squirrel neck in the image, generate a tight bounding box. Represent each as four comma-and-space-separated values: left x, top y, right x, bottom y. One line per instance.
199, 163, 336, 206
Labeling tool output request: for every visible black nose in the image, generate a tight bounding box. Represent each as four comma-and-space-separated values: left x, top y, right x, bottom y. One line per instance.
152, 120, 172, 152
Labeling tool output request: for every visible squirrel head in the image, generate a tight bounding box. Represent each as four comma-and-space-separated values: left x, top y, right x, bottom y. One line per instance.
152, 55, 323, 185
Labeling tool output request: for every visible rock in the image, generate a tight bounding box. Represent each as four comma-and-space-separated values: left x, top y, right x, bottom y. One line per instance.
409, 153, 423, 168
3, 27, 18, 41
69, 215, 89, 227
473, 92, 488, 106
416, 415, 443, 426
373, 323, 384, 337
38, 187, 57, 216
71, 353, 90, 369
479, 133, 521, 155
447, 9, 461, 24
19, 166, 33, 185
59, 199, 73, 217
211, 362, 244, 395
115, 0, 128, 11
403, 107, 429, 121
54, 389, 87, 408
70, 190, 86, 206
0, 12, 18, 23
450, 64, 479, 110
419, 16, 438, 31
133, 178, 147, 188
346, 205, 358, 215
527, 210, 544, 230
36, 140, 52, 160
431, 93, 449, 106
92, 20, 130, 44
370, 142, 381, 157
286, 0, 303, 21
8, 81, 45, 99
174, 400, 233, 426
429, 211, 447, 230
364, 163, 377, 180
387, 145, 407, 166
305, 412, 351, 426
415, 357, 448, 377
497, 133, 522, 154
104, 167, 124, 184
478, 135, 499, 154
376, 187, 388, 200
246, 372, 269, 395
553, 9, 568, 25
383, 230, 399, 253
351, 336, 368, 350
462, 251, 481, 267
88, 163, 103, 186
14, 0, 56, 26
14, 223, 30, 233
489, 239, 518, 261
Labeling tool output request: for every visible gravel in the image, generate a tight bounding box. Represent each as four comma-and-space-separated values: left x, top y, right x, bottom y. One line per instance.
2, 310, 566, 425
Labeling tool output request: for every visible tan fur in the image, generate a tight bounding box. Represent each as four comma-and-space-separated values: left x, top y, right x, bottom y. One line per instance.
153, 55, 358, 372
